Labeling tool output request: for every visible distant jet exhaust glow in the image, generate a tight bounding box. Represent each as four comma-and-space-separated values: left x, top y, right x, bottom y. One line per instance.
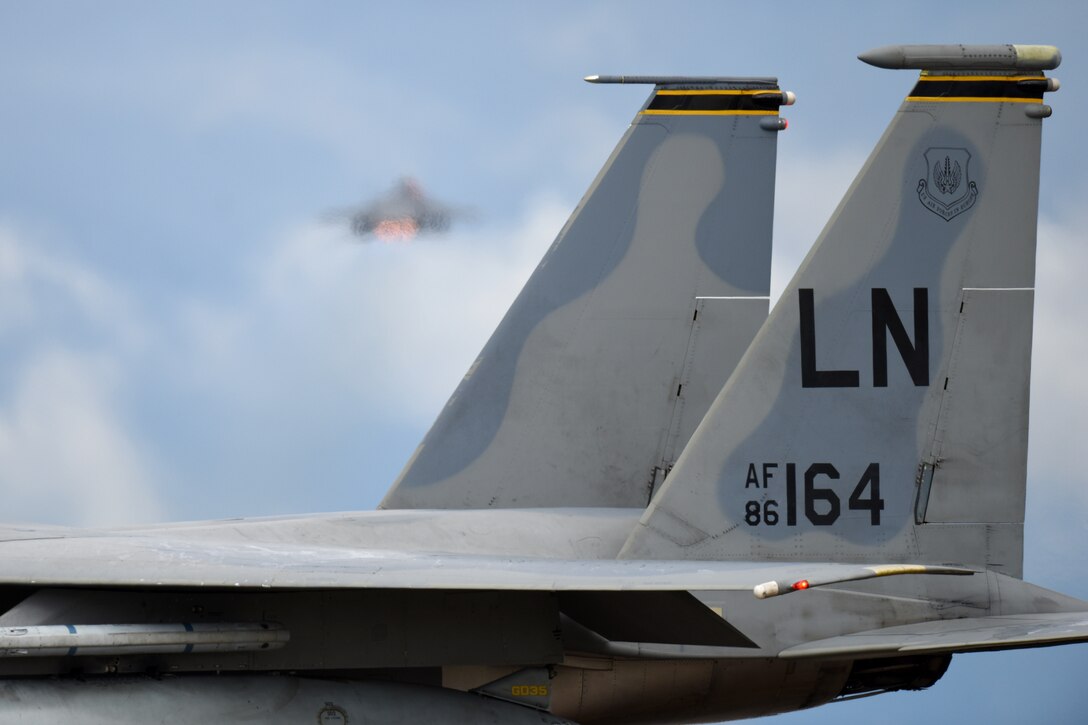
373, 218, 420, 242
327, 178, 472, 243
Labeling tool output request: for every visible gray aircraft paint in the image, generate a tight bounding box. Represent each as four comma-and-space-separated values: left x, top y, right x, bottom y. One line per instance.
1, 47, 1086, 725
858, 43, 1062, 71
382, 79, 784, 509
622, 66, 1052, 579
0, 676, 577, 724
0, 523, 1084, 722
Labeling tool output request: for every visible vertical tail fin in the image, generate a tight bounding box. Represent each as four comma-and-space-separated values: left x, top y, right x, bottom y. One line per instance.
382, 76, 792, 509
622, 45, 1062, 578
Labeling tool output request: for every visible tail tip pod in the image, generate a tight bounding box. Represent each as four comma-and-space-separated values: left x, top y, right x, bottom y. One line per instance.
584, 75, 795, 103
858, 44, 1061, 71
584, 75, 796, 131
861, 44, 1061, 120
583, 74, 781, 87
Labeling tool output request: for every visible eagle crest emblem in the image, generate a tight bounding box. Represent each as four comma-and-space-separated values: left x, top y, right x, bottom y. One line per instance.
917, 147, 978, 221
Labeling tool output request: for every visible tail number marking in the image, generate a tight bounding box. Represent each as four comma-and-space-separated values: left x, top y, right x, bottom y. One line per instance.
743, 462, 884, 527
799, 288, 929, 388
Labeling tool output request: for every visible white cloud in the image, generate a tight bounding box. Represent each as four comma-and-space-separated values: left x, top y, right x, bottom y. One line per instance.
0, 349, 164, 527
1022, 203, 1088, 587
1028, 206, 1088, 508
176, 197, 568, 423
0, 225, 163, 526
0, 197, 570, 526
0, 225, 143, 349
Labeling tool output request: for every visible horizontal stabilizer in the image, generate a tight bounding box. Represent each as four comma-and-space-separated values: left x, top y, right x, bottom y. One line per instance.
0, 533, 975, 593
781, 612, 1088, 659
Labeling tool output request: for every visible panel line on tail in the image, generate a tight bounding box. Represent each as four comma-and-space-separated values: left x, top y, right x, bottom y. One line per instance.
622, 45, 1060, 581
382, 73, 789, 510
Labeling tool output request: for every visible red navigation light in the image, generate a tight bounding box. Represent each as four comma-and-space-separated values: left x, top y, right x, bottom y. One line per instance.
791, 579, 810, 591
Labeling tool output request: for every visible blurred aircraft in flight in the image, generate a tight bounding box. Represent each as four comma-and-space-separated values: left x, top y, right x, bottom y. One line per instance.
0, 44, 1082, 725
331, 177, 468, 242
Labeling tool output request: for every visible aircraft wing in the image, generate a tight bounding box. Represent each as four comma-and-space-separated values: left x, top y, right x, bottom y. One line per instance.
780, 612, 1088, 658
3, 532, 1085, 659
0, 531, 967, 593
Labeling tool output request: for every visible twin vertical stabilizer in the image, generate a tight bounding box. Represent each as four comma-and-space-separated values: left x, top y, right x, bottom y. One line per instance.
623, 46, 1061, 578
383, 77, 791, 509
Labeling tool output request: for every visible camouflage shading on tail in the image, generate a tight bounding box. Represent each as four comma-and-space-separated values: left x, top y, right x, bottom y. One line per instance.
383, 77, 792, 509
622, 46, 1061, 578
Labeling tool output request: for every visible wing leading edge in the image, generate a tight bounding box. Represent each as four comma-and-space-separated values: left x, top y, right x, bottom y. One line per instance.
0, 533, 971, 593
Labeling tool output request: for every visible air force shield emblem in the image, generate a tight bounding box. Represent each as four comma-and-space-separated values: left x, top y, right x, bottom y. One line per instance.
917, 147, 979, 221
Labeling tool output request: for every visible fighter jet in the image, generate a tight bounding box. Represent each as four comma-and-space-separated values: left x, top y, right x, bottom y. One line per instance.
336, 177, 465, 242
0, 44, 1083, 724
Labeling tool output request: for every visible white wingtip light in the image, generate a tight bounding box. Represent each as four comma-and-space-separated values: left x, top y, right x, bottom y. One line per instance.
753, 581, 780, 599
584, 75, 601, 83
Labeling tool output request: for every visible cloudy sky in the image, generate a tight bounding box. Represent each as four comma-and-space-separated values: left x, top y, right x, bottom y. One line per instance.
1, 1, 1086, 722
